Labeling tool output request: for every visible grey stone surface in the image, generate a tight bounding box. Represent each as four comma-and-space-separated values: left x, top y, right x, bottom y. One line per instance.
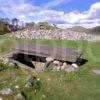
0, 87, 13, 95
27, 75, 37, 83
11, 43, 81, 62
61, 62, 67, 70
92, 69, 100, 75
14, 93, 25, 100
25, 82, 32, 88
25, 75, 38, 88
46, 57, 54, 62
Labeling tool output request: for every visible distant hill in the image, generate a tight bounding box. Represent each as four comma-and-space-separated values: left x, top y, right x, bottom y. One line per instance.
67, 26, 88, 32
0, 22, 10, 35
88, 26, 100, 35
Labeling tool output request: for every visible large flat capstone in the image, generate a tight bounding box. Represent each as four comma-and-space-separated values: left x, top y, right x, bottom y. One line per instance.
10, 43, 82, 62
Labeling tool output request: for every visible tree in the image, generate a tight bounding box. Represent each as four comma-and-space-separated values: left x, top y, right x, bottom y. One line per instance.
11, 18, 19, 31
38, 22, 54, 30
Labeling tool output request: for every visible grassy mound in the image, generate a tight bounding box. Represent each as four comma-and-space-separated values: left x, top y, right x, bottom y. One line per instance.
67, 26, 88, 32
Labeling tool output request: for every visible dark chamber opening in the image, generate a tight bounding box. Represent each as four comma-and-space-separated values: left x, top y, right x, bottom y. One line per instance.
12, 53, 46, 68
76, 58, 88, 66
11, 53, 87, 69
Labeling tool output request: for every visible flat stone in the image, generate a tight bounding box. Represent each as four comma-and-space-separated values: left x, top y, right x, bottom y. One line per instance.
11, 43, 81, 62
92, 69, 100, 75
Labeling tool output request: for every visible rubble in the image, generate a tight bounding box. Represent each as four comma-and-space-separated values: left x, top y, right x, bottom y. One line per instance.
8, 29, 100, 42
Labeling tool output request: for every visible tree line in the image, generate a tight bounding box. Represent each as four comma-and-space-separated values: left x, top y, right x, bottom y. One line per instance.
0, 17, 58, 34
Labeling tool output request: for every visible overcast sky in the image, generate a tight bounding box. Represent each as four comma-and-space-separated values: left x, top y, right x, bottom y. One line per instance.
0, 0, 100, 28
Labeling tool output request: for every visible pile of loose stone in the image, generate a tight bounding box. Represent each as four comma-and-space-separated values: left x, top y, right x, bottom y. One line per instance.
8, 29, 100, 42
45, 57, 79, 72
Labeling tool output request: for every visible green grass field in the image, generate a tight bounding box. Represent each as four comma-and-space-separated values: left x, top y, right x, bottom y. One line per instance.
0, 35, 100, 100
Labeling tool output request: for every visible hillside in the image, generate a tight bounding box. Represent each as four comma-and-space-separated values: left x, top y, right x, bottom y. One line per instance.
67, 26, 88, 32
88, 26, 100, 35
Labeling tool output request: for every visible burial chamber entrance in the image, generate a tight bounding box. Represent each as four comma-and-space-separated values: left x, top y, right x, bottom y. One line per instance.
10, 43, 86, 70
12, 53, 46, 70
11, 52, 87, 71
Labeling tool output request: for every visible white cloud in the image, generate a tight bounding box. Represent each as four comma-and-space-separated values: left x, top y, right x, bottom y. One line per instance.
0, 0, 100, 28
29, 13, 35, 16
60, 2, 100, 28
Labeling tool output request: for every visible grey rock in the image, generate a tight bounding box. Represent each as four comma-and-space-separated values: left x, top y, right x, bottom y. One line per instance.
25, 75, 37, 88
46, 57, 54, 62
61, 62, 67, 70
71, 63, 78, 68
0, 87, 13, 95
25, 82, 32, 88
53, 60, 60, 65
27, 75, 37, 83
92, 69, 100, 75
14, 93, 25, 100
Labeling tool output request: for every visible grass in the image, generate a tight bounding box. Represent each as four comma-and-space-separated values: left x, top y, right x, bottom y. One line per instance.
0, 35, 100, 100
